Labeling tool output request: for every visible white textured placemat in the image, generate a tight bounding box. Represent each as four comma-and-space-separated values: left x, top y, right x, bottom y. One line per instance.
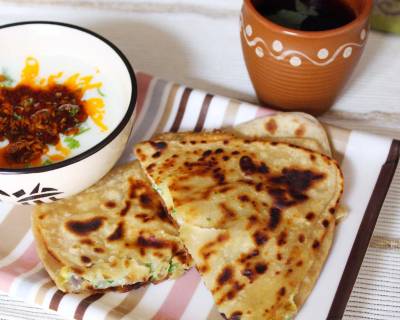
343, 167, 400, 320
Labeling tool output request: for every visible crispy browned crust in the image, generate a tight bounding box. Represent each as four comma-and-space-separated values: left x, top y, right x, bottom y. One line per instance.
32, 213, 67, 291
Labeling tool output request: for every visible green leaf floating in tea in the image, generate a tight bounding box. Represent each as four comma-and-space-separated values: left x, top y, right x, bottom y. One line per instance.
258, 0, 356, 32
266, 0, 318, 30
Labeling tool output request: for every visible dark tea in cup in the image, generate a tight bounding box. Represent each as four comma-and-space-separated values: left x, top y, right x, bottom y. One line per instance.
254, 0, 356, 31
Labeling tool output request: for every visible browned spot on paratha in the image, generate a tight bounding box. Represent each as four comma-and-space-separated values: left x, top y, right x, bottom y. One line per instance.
217, 266, 233, 285
295, 124, 306, 137
81, 255, 91, 264
265, 118, 277, 134
312, 240, 320, 249
277, 231, 288, 246
150, 141, 167, 150
268, 169, 325, 208
80, 238, 94, 246
253, 230, 268, 246
107, 222, 124, 241
322, 219, 330, 228
120, 201, 131, 217
65, 217, 105, 236
306, 212, 315, 221
94, 247, 104, 253
105, 201, 116, 209
239, 156, 269, 175
219, 203, 237, 221
268, 207, 281, 230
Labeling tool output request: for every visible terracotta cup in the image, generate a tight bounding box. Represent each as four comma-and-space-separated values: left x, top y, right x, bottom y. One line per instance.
240, 0, 373, 115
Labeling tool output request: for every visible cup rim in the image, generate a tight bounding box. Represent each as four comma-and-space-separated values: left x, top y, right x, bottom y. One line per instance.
0, 21, 137, 175
243, 0, 374, 38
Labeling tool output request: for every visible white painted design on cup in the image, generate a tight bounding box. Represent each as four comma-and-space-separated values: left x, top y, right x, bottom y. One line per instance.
290, 56, 302, 67
255, 47, 264, 58
245, 25, 252, 37
272, 40, 283, 52
317, 49, 329, 60
240, 13, 366, 67
343, 47, 353, 58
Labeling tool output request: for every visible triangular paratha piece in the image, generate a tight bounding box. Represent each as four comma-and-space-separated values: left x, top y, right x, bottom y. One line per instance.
225, 113, 339, 307
135, 135, 343, 319
154, 113, 338, 309
33, 161, 192, 293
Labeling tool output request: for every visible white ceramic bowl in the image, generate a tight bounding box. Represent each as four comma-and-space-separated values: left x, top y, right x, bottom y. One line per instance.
0, 21, 137, 205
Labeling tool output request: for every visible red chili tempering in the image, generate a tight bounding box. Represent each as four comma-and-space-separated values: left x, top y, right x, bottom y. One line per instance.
0, 84, 88, 167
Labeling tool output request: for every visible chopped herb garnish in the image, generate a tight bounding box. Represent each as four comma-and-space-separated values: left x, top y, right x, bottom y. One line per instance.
145, 263, 153, 272
75, 126, 90, 136
22, 97, 34, 107
43, 159, 53, 166
97, 87, 106, 97
145, 263, 158, 281
150, 275, 157, 281
168, 260, 178, 274
13, 113, 23, 120
206, 217, 212, 222
171, 208, 177, 216
68, 106, 80, 117
64, 136, 80, 149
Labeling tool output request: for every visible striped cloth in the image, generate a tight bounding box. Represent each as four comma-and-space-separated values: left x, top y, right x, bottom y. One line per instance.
0, 73, 398, 320
344, 165, 400, 320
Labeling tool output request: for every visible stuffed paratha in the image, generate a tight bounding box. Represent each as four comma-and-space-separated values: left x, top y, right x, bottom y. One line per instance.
32, 161, 192, 293
135, 135, 343, 319
153, 113, 336, 310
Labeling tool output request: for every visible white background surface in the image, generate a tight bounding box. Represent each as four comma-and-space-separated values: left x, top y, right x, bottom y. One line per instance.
0, 0, 400, 319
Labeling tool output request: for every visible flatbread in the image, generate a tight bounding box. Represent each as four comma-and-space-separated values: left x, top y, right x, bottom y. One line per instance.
227, 113, 336, 309
228, 114, 339, 308
227, 112, 332, 156
135, 136, 343, 319
153, 113, 336, 310
32, 161, 192, 293
156, 131, 324, 157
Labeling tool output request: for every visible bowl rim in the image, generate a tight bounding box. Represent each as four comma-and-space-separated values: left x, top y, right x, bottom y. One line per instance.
243, 0, 374, 38
0, 21, 137, 175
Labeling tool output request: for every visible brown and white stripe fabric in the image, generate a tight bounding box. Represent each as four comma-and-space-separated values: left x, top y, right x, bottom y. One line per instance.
0, 73, 398, 320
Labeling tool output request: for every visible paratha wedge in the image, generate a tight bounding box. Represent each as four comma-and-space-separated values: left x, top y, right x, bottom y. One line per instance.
154, 114, 340, 309
135, 136, 343, 319
225, 114, 340, 308
32, 161, 192, 293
